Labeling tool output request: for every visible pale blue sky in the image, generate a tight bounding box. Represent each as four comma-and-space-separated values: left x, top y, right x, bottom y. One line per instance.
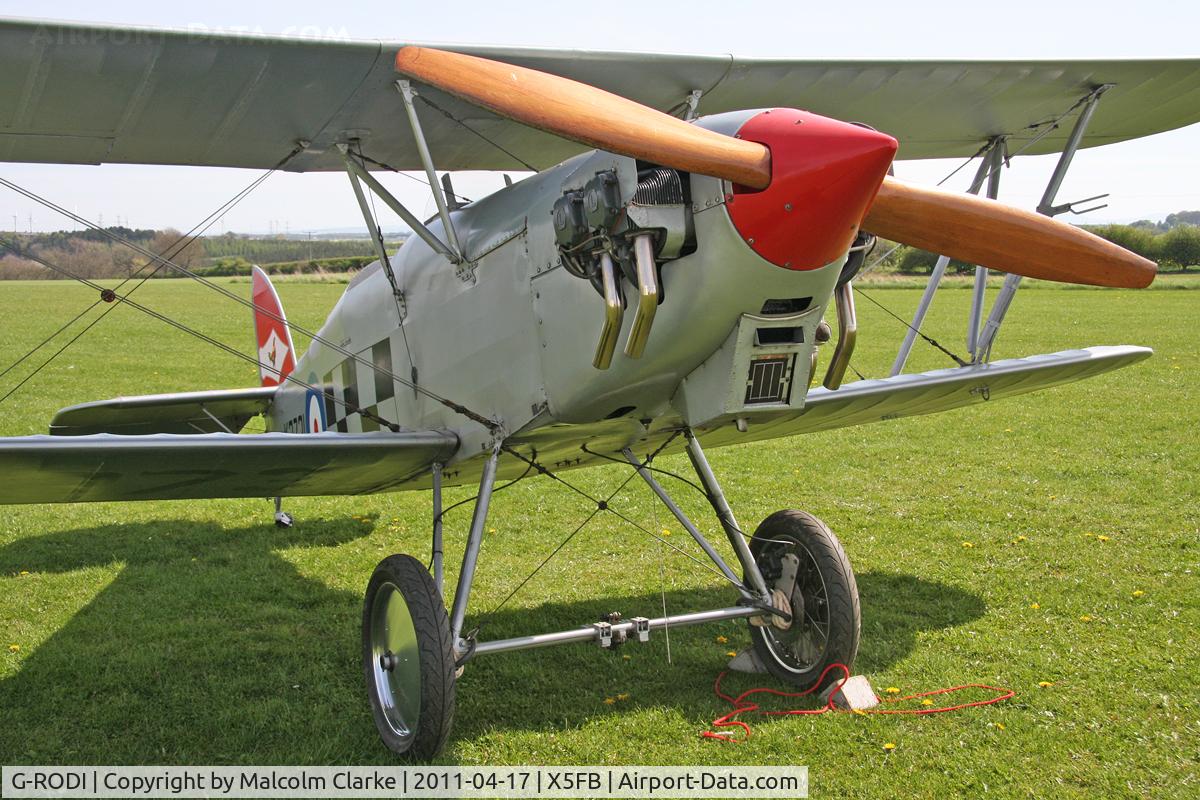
1, 0, 1197, 234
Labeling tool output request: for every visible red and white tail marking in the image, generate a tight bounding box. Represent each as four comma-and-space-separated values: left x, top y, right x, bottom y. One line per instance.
251, 266, 297, 387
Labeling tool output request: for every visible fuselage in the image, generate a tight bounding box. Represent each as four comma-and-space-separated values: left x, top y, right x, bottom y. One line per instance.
269, 110, 893, 476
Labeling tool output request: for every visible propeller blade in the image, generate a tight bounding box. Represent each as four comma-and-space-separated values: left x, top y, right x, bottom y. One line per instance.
394, 46, 772, 189
394, 45, 1156, 289
864, 180, 1157, 288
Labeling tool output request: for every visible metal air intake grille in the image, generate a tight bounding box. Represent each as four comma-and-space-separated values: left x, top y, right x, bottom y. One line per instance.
744, 355, 795, 405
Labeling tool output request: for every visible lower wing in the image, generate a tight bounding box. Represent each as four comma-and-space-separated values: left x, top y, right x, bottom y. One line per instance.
507, 345, 1153, 479
0, 346, 1148, 503
0, 431, 457, 504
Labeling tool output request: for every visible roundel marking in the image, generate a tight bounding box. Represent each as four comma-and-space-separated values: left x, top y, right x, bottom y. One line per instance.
305, 389, 327, 433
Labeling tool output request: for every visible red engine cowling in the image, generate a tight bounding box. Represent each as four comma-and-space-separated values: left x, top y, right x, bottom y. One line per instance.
726, 109, 898, 270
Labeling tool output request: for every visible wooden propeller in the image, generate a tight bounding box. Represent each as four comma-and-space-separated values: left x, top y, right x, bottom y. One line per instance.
862, 181, 1155, 288
394, 46, 1156, 288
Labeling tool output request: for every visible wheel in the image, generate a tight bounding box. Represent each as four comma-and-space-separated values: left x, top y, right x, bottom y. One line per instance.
362, 554, 456, 759
747, 510, 860, 691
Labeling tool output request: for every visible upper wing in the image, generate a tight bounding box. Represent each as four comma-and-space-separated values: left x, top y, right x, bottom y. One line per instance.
0, 430, 457, 504
50, 387, 278, 435
2, 18, 1198, 171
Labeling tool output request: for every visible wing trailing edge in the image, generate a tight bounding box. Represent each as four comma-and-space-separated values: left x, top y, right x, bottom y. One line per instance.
50, 387, 278, 436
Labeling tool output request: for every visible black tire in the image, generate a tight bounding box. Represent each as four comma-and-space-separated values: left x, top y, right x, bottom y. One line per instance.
362, 554, 456, 759
747, 510, 860, 691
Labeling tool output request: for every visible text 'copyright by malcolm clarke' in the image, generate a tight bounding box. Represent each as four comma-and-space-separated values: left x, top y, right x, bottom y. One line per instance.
2, 766, 807, 798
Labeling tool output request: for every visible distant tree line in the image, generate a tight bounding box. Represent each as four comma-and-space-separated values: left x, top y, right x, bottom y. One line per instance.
2, 213, 1196, 281
202, 233, 403, 266
0, 229, 404, 280
0, 229, 207, 280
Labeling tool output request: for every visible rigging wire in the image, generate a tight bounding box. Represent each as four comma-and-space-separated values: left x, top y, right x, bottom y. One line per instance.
0, 150, 296, 393
854, 285, 969, 367
354, 151, 475, 204
496, 438, 751, 594
0, 174, 500, 432
414, 93, 538, 172
0, 241, 401, 430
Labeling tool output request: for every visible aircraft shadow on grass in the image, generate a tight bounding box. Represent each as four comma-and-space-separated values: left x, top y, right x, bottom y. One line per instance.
0, 519, 984, 762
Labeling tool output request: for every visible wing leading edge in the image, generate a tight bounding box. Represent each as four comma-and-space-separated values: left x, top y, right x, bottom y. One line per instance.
0, 431, 458, 504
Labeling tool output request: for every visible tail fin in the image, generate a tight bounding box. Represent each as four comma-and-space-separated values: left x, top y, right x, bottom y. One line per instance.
251, 266, 297, 387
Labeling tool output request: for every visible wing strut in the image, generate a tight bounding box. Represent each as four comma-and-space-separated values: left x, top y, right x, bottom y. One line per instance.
890, 136, 1006, 376
396, 79, 465, 263
339, 144, 459, 268
975, 85, 1110, 363
890, 85, 1112, 374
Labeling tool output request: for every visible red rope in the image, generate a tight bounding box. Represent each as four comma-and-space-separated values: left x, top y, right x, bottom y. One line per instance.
703, 663, 1015, 742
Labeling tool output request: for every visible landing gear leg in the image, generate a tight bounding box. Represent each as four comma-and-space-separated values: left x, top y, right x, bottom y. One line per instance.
363, 445, 499, 758
273, 497, 293, 528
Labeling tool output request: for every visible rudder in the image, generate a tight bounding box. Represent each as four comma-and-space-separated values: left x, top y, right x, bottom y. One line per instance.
251, 266, 297, 387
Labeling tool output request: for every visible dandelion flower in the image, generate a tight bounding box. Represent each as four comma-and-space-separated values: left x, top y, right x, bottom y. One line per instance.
1038, 681, 1054, 688
1079, 614, 1093, 622
1097, 535, 1110, 543
883, 742, 896, 751
616, 692, 630, 701
1016, 535, 1027, 542
622, 654, 631, 661
885, 687, 900, 695
1083, 532, 1094, 538
715, 635, 728, 644
603, 697, 616, 705
994, 723, 1006, 731
962, 542, 974, 549
1030, 602, 1040, 609
7, 644, 18, 653
725, 651, 738, 658
921, 699, 934, 706
18, 570, 29, 576
1132, 590, 1145, 598
661, 528, 672, 537
488, 527, 497, 534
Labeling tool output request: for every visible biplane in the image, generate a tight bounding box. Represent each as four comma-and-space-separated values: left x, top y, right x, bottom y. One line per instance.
1, 17, 1197, 757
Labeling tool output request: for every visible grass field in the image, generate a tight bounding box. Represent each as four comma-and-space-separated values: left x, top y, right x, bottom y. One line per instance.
1, 276, 1196, 798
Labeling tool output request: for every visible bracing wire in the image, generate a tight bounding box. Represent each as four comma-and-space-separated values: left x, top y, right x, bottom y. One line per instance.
0, 150, 295, 392
0, 174, 499, 432
0, 240, 402, 430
